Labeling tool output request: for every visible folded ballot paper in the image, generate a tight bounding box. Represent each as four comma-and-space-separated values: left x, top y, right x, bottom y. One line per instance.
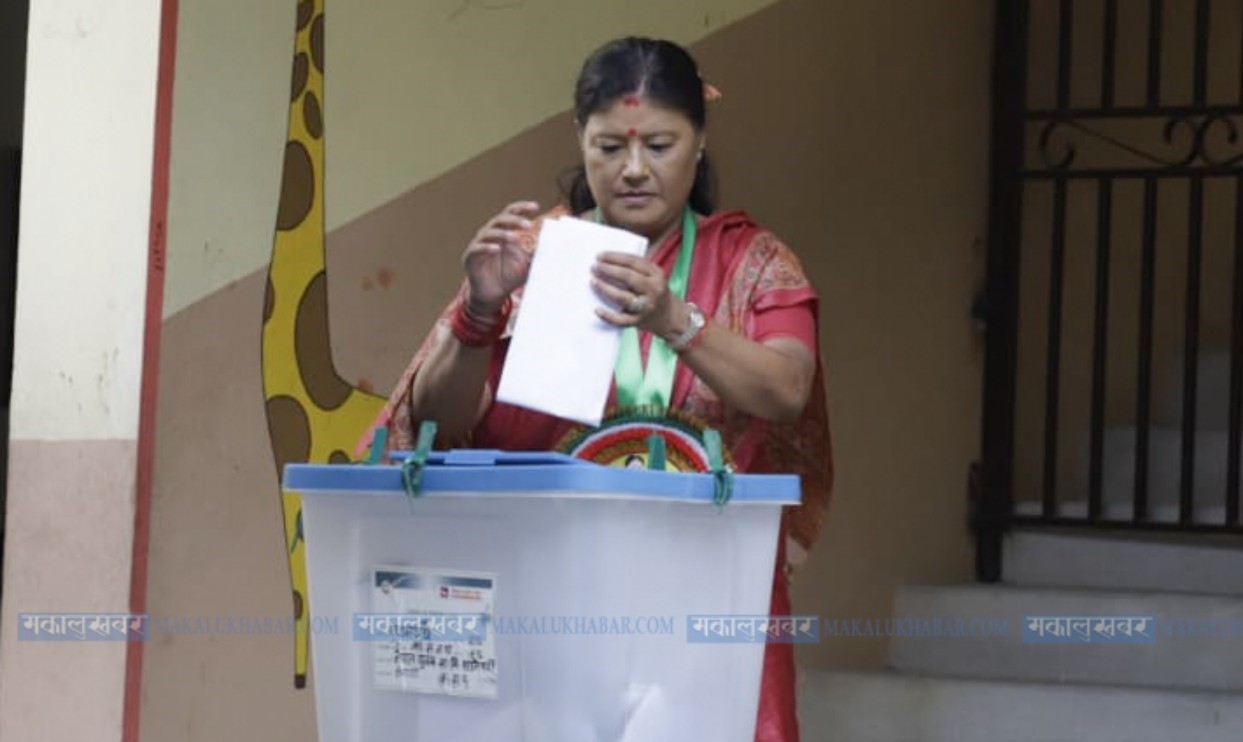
495, 216, 647, 426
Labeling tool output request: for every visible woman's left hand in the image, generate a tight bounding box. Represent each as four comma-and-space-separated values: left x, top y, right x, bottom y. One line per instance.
594, 248, 815, 426
591, 252, 681, 338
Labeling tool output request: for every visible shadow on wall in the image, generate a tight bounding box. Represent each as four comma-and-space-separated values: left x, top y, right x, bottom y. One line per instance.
0, 0, 29, 602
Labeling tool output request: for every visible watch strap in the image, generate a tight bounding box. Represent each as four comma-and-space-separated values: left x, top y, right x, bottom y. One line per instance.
668, 302, 706, 352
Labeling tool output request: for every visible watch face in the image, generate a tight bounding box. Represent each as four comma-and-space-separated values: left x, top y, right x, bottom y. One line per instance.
690, 306, 705, 328
668, 303, 705, 350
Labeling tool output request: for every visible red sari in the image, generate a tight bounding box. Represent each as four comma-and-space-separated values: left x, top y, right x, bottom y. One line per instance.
363, 209, 833, 742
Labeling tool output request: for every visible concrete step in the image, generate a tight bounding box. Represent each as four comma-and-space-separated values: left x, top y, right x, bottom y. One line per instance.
887, 584, 1243, 692
799, 669, 1243, 742
1003, 530, 1243, 596
1063, 423, 1241, 513
1012, 498, 1232, 527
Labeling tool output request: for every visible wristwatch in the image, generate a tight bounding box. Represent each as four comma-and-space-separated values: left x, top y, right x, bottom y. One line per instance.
667, 302, 706, 352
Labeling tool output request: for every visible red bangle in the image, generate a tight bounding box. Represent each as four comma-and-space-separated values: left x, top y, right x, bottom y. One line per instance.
451, 296, 511, 347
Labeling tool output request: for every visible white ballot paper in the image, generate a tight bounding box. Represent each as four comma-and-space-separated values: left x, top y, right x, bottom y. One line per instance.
496, 216, 647, 426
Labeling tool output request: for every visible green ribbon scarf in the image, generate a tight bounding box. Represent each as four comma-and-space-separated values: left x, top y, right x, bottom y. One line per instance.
595, 206, 696, 410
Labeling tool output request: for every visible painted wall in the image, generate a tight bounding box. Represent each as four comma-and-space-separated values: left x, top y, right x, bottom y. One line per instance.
0, 1, 162, 741
9, 1, 158, 442
144, 0, 993, 738
162, 0, 777, 317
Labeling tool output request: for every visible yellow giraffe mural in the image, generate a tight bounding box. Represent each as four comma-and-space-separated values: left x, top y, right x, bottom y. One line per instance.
262, 0, 385, 688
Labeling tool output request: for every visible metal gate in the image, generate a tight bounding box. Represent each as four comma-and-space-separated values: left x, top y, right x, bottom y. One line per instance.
977, 0, 1243, 580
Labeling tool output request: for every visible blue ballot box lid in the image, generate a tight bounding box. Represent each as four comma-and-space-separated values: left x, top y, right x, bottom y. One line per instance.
283, 449, 801, 505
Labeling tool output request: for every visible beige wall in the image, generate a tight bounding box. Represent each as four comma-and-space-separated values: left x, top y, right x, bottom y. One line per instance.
163, 0, 777, 317
700, 0, 993, 670
0, 0, 163, 740
1, 440, 139, 741
10, 0, 159, 442
144, 0, 994, 737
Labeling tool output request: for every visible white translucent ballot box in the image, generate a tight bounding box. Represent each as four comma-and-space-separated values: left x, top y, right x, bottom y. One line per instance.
284, 449, 800, 742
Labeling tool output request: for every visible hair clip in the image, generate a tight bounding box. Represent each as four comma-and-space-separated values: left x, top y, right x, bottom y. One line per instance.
702, 80, 723, 102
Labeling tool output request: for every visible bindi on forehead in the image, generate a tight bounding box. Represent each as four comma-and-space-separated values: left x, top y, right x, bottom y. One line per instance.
623, 95, 641, 108
627, 127, 637, 138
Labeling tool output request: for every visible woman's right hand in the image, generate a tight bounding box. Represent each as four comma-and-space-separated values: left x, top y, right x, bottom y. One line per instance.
462, 200, 541, 313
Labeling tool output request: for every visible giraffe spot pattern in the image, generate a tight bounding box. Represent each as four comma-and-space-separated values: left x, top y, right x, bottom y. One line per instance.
376, 267, 394, 289
276, 141, 315, 231
292, 586, 307, 687
266, 395, 311, 471
264, 276, 275, 324
310, 14, 325, 75
295, 271, 353, 410
296, 0, 314, 30
303, 91, 323, 139
328, 450, 350, 464
290, 53, 309, 102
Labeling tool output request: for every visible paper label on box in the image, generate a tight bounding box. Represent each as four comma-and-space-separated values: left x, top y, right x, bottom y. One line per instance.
368, 567, 497, 698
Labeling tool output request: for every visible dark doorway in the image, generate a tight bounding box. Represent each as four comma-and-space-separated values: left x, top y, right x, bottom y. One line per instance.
0, 0, 30, 595
978, 0, 1243, 581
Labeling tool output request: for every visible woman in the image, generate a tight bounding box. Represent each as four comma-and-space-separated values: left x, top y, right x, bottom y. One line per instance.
368, 37, 832, 742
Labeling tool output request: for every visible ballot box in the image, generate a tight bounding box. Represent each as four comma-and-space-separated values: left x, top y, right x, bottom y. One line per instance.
284, 449, 801, 742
